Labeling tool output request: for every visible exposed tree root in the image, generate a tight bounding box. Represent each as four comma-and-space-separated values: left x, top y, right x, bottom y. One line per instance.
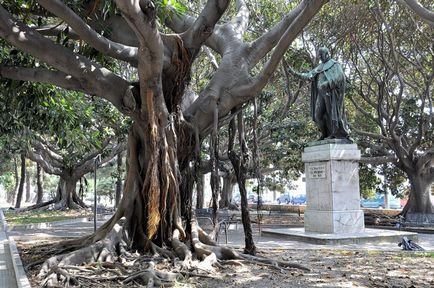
21, 198, 88, 212
37, 217, 309, 287
21, 200, 56, 211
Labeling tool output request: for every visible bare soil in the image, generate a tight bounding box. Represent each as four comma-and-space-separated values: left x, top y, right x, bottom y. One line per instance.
17, 239, 434, 288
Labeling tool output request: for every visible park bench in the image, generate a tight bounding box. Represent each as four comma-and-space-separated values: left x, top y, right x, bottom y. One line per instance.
196, 208, 239, 244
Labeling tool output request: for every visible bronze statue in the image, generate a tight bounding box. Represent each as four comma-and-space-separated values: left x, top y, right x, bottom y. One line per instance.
289, 47, 350, 141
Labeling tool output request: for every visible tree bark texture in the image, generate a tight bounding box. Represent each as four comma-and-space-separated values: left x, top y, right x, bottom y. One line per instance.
25, 161, 31, 202
220, 173, 237, 208
15, 153, 26, 208
228, 113, 256, 255
53, 176, 86, 210
196, 173, 204, 209
115, 153, 123, 209
402, 171, 434, 215
92, 121, 184, 251
36, 163, 44, 204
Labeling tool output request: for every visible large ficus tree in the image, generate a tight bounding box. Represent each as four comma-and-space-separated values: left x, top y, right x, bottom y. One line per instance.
0, 0, 325, 283
349, 1, 434, 215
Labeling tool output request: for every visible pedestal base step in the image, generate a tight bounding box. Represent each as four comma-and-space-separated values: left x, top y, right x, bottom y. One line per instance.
261, 227, 418, 245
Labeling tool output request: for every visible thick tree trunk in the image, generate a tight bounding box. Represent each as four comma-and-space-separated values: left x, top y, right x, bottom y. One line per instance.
53, 176, 85, 210
219, 173, 236, 208
36, 163, 44, 204
94, 121, 184, 251
15, 154, 26, 208
196, 173, 204, 209
403, 172, 434, 215
25, 161, 31, 202
115, 153, 123, 209
26, 169, 88, 211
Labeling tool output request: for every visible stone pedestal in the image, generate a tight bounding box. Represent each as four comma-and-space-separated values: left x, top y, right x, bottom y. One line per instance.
302, 141, 365, 234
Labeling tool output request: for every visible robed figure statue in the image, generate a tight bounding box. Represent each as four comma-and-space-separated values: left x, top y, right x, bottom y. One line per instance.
289, 47, 350, 141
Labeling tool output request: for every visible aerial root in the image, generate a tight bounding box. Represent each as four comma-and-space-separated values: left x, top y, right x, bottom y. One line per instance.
120, 262, 181, 287
172, 228, 192, 268
41, 266, 79, 287
191, 215, 309, 271
21, 198, 88, 212
238, 253, 311, 271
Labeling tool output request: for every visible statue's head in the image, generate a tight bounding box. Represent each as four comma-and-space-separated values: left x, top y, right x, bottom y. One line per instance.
318, 47, 330, 63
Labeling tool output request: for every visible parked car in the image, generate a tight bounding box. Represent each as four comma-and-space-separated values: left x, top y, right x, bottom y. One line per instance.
247, 194, 264, 205
276, 194, 291, 204
360, 194, 401, 209
291, 195, 306, 205
232, 194, 241, 205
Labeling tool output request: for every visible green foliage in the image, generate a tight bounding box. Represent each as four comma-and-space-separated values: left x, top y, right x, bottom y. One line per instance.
0, 172, 16, 194
157, 0, 188, 23
42, 173, 61, 199
358, 164, 380, 199
379, 164, 409, 198
0, 38, 129, 167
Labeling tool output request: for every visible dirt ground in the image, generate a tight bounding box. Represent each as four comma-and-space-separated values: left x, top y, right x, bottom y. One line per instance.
17, 239, 434, 288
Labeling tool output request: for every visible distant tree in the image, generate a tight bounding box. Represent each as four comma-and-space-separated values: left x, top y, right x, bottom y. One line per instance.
300, 0, 433, 215
36, 163, 44, 204
14, 153, 26, 208
345, 1, 433, 214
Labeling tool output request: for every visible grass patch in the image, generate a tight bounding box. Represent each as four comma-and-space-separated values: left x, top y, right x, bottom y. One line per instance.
4, 209, 92, 226
397, 251, 434, 258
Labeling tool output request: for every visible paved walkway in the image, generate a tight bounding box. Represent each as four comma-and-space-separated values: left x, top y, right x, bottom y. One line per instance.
8, 219, 434, 252
2, 214, 434, 288
0, 211, 18, 288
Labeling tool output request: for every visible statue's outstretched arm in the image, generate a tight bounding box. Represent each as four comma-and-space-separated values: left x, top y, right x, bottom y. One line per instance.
288, 66, 314, 80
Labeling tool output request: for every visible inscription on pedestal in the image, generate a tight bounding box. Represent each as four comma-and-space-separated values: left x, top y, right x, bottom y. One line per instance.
308, 164, 326, 179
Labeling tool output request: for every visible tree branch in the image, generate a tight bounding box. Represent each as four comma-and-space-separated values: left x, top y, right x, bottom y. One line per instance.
397, 0, 434, 27
35, 23, 79, 39
232, 0, 249, 39
351, 128, 391, 141
165, 8, 195, 33
74, 138, 112, 169
203, 46, 219, 69
415, 149, 434, 172
181, 0, 230, 50
36, 0, 139, 66
165, 1, 230, 55
115, 0, 163, 81
74, 141, 127, 177
0, 65, 85, 92
248, 0, 308, 68
31, 140, 64, 168
0, 5, 130, 112
235, 0, 327, 96
26, 149, 63, 176
359, 155, 398, 165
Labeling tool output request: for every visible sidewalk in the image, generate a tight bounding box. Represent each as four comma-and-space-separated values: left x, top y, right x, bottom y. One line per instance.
3, 213, 434, 288
8, 218, 434, 252
0, 211, 18, 288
